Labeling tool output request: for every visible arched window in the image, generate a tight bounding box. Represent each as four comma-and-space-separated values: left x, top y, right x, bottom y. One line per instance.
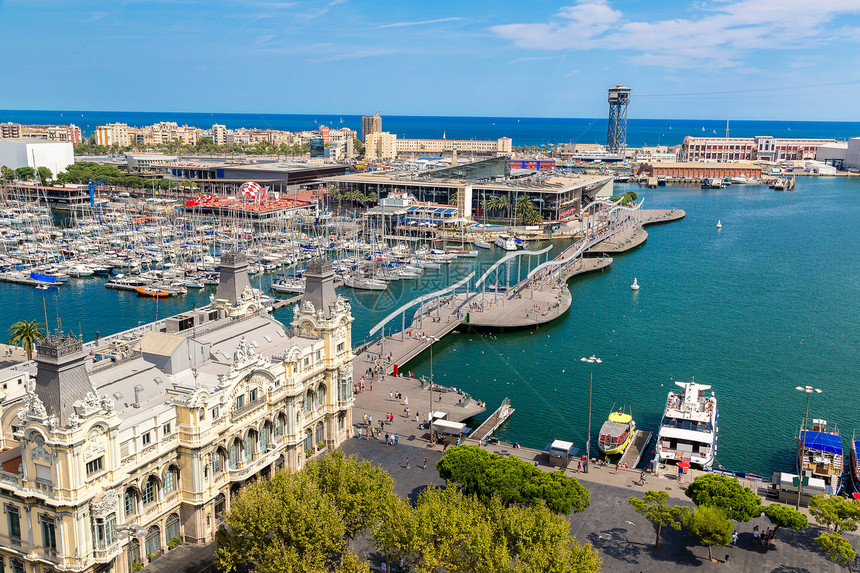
260, 423, 269, 452
304, 428, 313, 452
145, 525, 161, 558
165, 513, 180, 543
92, 513, 117, 549
245, 430, 256, 461
124, 488, 137, 518
142, 476, 158, 506
214, 493, 226, 522
315, 422, 324, 446
163, 466, 178, 495
229, 440, 242, 469
316, 384, 326, 406
274, 414, 284, 438
213, 448, 226, 474
304, 390, 314, 412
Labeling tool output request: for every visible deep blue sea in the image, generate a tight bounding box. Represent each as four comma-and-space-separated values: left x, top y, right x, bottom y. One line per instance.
3, 109, 860, 147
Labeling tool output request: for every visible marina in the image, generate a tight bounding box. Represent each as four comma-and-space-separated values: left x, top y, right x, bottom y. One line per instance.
0, 174, 857, 483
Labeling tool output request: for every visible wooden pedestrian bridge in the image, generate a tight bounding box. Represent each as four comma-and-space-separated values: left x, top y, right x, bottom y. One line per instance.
355, 203, 684, 377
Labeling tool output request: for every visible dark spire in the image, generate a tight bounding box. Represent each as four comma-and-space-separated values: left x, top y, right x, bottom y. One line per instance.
33, 330, 96, 426
301, 259, 338, 319
214, 251, 252, 305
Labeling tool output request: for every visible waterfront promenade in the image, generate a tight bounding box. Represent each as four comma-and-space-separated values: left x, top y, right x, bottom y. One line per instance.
346, 378, 860, 571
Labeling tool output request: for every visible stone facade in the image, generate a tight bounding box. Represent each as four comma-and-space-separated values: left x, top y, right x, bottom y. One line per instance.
0, 259, 354, 573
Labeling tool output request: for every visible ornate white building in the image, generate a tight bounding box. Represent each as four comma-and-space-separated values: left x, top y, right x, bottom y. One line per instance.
0, 255, 354, 573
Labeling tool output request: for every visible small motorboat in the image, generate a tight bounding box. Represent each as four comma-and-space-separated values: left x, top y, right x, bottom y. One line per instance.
716, 220, 722, 229
474, 239, 491, 249
136, 286, 172, 298
631, 278, 639, 291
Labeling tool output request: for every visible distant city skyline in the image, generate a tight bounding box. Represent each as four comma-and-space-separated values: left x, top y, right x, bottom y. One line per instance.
3, 0, 860, 120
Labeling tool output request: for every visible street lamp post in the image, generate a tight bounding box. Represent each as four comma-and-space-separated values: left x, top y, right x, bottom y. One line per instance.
580, 355, 602, 473
795, 385, 822, 510
428, 336, 440, 443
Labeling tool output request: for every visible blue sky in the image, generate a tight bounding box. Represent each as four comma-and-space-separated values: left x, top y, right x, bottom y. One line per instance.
2, 0, 860, 119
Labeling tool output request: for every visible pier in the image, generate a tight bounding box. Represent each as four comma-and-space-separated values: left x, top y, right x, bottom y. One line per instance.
465, 397, 514, 444
619, 429, 653, 469
356, 203, 686, 380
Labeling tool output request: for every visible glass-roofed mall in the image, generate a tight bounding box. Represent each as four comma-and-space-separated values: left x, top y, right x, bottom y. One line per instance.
324, 157, 614, 224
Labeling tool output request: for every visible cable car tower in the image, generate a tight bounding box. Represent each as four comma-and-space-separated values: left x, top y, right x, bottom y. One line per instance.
606, 86, 631, 154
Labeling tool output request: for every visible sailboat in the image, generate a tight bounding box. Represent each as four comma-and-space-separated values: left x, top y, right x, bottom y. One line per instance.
631, 278, 639, 291
716, 220, 722, 229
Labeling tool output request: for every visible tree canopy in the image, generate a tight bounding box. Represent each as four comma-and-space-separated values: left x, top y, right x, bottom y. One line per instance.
686, 506, 732, 562
816, 532, 857, 573
629, 490, 691, 549
216, 470, 346, 573
763, 504, 808, 537
684, 473, 762, 522
436, 445, 590, 514
809, 495, 860, 533
304, 451, 396, 541
15, 166, 35, 181
373, 485, 601, 573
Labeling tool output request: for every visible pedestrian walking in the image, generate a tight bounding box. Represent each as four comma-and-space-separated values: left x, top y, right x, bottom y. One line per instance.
389, 391, 393, 401
406, 457, 410, 469
752, 526, 760, 546
423, 456, 427, 469
394, 434, 399, 446
731, 530, 738, 547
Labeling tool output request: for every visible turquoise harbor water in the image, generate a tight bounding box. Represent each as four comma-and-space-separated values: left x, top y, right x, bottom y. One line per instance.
2, 178, 858, 476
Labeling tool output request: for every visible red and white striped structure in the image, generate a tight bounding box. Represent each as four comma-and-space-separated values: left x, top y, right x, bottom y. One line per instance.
240, 181, 266, 202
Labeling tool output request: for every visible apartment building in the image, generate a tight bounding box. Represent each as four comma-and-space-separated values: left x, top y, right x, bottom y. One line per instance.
681, 136, 838, 162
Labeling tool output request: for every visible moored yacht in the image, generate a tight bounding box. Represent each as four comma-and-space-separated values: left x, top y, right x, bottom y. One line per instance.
655, 379, 718, 469
494, 235, 517, 251
798, 419, 843, 495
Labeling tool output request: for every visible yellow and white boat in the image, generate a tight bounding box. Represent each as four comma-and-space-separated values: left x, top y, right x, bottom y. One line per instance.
598, 409, 636, 456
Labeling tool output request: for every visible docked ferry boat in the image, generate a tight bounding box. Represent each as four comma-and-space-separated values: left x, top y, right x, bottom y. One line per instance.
654, 379, 718, 469
798, 419, 843, 495
598, 409, 636, 456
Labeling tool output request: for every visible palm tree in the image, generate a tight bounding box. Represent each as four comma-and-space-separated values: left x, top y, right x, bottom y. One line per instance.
496, 195, 511, 223
8, 320, 46, 360
525, 210, 544, 226
516, 196, 535, 223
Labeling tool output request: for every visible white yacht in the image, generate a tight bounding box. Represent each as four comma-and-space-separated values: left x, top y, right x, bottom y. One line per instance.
631, 278, 639, 290
494, 235, 518, 251
474, 239, 491, 249
655, 379, 718, 469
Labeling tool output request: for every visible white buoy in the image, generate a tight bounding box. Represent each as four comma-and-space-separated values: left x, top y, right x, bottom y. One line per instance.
716, 220, 722, 228
631, 278, 640, 291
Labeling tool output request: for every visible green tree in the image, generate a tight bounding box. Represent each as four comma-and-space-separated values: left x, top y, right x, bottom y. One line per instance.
373, 485, 600, 573
629, 490, 691, 550
304, 451, 397, 542
684, 473, 762, 522
816, 532, 857, 572
36, 166, 53, 185
809, 494, 860, 533
436, 445, 590, 514
686, 506, 732, 563
496, 195, 511, 223
334, 553, 372, 573
353, 137, 364, 155
516, 195, 534, 223
1, 165, 14, 181
762, 503, 808, 541
7, 320, 46, 360
15, 166, 35, 181
216, 471, 345, 573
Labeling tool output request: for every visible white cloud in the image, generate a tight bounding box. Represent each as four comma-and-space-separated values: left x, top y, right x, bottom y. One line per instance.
491, 0, 860, 68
